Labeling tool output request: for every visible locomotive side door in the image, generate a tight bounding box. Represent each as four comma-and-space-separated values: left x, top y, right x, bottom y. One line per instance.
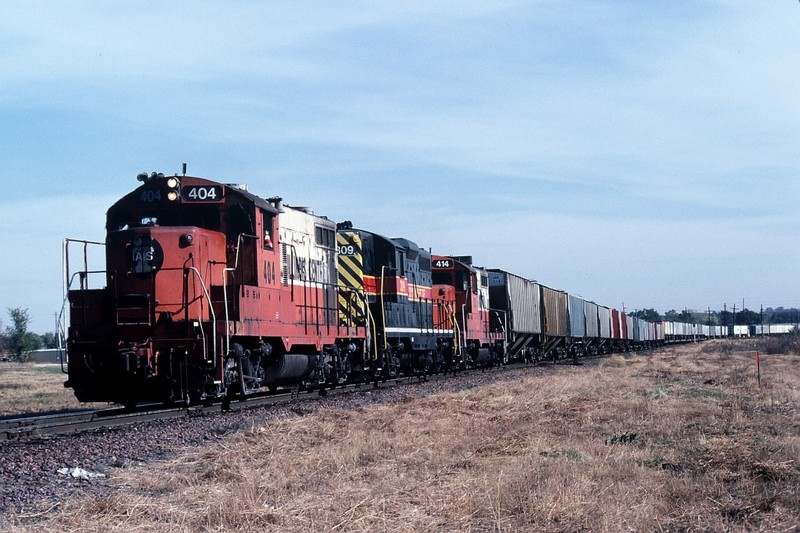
227, 202, 258, 286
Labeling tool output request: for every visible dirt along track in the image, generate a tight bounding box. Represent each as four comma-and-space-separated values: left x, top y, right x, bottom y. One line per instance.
0, 360, 558, 519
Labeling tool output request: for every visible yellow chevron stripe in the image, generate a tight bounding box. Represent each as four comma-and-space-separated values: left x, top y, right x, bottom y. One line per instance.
338, 265, 362, 290
337, 231, 365, 326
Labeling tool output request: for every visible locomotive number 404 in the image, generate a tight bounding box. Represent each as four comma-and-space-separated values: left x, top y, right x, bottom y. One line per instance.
139, 189, 162, 203
182, 185, 223, 202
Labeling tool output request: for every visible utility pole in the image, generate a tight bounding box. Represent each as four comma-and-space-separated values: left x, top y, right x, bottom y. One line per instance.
760, 304, 764, 336
733, 304, 737, 337
724, 303, 728, 336
743, 298, 747, 336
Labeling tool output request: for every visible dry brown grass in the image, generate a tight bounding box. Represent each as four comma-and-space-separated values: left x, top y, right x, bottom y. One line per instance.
0, 363, 92, 416
7, 343, 800, 532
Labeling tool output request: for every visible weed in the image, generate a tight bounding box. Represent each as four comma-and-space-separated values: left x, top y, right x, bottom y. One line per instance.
645, 386, 668, 400
539, 448, 586, 461
682, 387, 724, 400
604, 432, 638, 445
639, 454, 666, 468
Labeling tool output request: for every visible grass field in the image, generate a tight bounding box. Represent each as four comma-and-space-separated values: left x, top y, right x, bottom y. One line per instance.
4, 341, 800, 531
0, 363, 92, 416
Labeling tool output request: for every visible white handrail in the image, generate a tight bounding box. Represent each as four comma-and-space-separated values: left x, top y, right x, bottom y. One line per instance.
222, 267, 235, 358
181, 266, 217, 365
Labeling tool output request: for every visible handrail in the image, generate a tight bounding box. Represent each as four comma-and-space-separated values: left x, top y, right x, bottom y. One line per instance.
282, 242, 299, 301
461, 302, 468, 350
449, 302, 460, 357
221, 232, 257, 357
339, 284, 375, 361
233, 233, 258, 269
157, 265, 217, 366
60, 238, 106, 372
353, 287, 378, 361
184, 266, 216, 366
379, 266, 389, 351
58, 269, 107, 320
364, 289, 378, 361
111, 264, 219, 366
222, 267, 235, 358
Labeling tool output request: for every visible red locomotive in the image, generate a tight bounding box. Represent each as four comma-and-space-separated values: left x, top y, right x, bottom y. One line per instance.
66, 172, 367, 406
431, 255, 506, 367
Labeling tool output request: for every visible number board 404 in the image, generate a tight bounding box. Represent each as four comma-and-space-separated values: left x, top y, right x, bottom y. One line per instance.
181, 185, 224, 202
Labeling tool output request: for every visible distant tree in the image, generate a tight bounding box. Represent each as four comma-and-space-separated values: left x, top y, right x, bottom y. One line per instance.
631, 308, 661, 322
40, 332, 59, 349
771, 308, 800, 324
662, 309, 699, 323
0, 317, 7, 357
5, 308, 41, 362
735, 308, 760, 326
664, 309, 679, 321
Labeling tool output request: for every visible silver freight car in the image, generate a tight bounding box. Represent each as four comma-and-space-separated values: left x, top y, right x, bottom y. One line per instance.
488, 269, 542, 359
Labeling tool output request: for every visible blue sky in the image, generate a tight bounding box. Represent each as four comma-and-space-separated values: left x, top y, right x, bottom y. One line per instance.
1, 1, 798, 333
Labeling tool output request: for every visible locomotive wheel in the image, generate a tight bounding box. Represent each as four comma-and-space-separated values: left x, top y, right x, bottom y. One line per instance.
416, 353, 433, 376
121, 398, 138, 410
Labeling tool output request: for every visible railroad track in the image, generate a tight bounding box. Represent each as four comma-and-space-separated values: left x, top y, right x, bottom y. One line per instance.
0, 371, 439, 442
0, 358, 594, 443
0, 406, 189, 442
0, 389, 304, 442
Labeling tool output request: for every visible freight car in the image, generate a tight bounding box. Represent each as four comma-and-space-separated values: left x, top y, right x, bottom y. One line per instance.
61, 171, 711, 406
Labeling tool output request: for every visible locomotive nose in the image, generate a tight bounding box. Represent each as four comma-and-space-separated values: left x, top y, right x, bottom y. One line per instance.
128, 234, 164, 276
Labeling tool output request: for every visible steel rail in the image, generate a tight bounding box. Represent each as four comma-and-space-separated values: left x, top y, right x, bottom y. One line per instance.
0, 358, 579, 443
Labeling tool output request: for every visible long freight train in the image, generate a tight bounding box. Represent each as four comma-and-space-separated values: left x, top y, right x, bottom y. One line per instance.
61, 172, 723, 406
